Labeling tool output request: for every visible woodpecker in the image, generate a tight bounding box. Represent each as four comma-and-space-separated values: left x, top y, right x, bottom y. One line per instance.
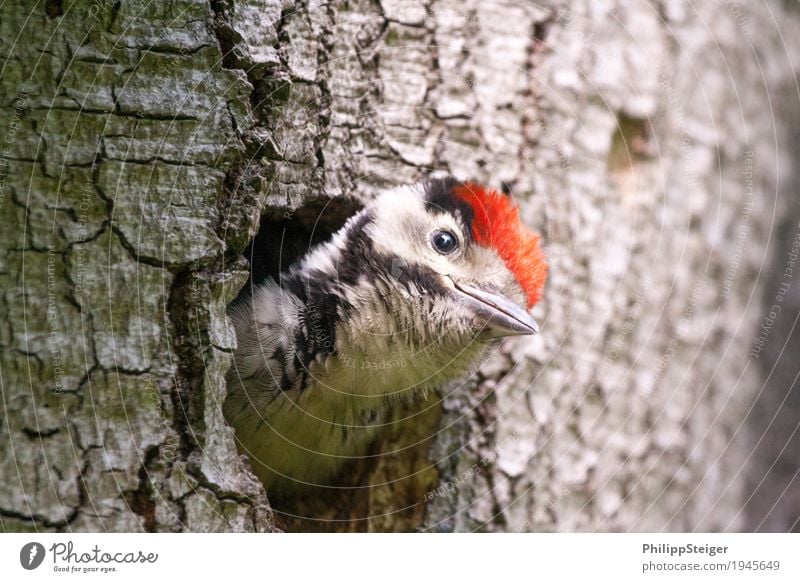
224, 178, 547, 496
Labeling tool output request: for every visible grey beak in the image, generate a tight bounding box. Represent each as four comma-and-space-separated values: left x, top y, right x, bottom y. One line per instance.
452, 281, 540, 337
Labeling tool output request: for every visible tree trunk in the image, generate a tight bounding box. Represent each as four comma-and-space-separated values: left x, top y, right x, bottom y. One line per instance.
1, 0, 798, 532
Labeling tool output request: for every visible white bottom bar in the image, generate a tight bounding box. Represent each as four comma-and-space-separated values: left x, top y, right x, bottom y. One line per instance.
1, 533, 797, 581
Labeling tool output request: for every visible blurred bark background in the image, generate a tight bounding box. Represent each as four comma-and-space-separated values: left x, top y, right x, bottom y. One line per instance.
1, 0, 798, 532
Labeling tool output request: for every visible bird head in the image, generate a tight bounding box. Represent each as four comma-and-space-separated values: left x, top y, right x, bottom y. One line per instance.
313, 178, 548, 351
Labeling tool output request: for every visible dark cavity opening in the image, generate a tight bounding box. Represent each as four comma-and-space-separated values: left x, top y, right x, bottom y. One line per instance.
239, 196, 363, 298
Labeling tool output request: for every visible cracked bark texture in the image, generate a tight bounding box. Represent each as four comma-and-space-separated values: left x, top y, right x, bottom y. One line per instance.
0, 0, 272, 532
1, 0, 798, 532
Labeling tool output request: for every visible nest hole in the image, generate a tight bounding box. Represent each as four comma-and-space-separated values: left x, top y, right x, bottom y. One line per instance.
239, 196, 364, 295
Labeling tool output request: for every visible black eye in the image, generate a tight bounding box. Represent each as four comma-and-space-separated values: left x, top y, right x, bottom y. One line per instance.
431, 230, 459, 254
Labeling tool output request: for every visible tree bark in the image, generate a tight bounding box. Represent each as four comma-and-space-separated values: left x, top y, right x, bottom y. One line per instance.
1, 0, 798, 532
0, 0, 272, 532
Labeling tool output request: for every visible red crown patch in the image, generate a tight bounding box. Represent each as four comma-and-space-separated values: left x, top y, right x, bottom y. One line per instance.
454, 183, 548, 308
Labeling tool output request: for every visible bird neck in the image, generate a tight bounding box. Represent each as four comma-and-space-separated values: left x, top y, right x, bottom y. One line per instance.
282, 263, 490, 403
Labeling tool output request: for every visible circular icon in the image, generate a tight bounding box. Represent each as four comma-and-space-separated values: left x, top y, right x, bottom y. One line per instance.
19, 542, 45, 570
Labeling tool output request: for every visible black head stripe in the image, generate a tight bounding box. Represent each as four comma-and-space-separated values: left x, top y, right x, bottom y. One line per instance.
335, 209, 376, 288
372, 253, 447, 297
422, 177, 475, 243
335, 210, 447, 297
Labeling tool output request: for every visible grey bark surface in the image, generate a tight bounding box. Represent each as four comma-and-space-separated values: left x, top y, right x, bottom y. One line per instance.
1, 0, 798, 532
0, 0, 272, 532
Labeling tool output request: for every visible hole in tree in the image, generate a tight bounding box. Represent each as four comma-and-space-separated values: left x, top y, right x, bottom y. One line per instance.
238, 196, 364, 298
